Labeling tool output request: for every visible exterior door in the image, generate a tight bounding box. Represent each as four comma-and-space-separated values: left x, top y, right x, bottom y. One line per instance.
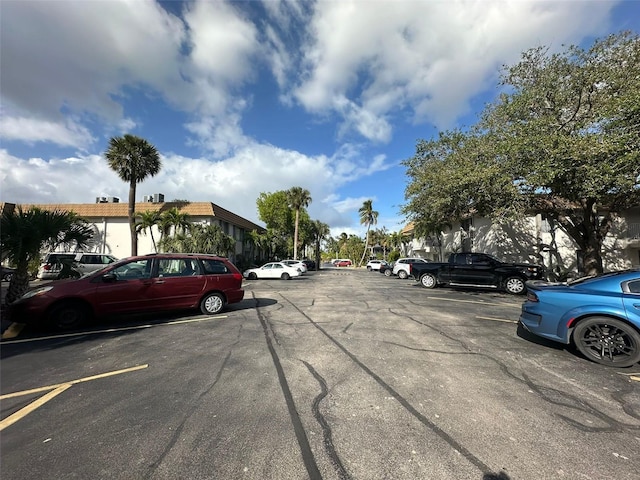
152, 257, 207, 309
92, 259, 156, 314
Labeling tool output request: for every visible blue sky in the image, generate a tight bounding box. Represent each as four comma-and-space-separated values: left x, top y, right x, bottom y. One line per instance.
1, 0, 638, 237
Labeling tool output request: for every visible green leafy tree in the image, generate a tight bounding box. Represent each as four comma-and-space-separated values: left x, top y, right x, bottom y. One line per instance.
358, 200, 379, 267
135, 210, 161, 253
403, 32, 640, 275
159, 207, 191, 240
1, 207, 95, 304
159, 224, 234, 255
256, 190, 298, 258
286, 187, 312, 260
105, 134, 161, 256
310, 220, 330, 270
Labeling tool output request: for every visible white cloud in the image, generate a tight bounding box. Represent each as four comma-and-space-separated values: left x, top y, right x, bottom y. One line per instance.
293, 0, 616, 135
0, 115, 95, 149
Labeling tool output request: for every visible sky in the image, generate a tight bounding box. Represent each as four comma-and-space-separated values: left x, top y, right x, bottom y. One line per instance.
1, 0, 639, 238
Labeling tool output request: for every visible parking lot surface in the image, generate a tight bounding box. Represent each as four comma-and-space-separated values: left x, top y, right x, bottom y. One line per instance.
1, 268, 639, 479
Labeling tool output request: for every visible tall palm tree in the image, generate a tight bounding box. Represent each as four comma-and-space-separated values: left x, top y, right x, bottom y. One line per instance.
105, 134, 161, 256
1, 207, 95, 304
286, 187, 312, 260
135, 210, 161, 253
161, 207, 191, 238
310, 220, 330, 270
358, 200, 379, 267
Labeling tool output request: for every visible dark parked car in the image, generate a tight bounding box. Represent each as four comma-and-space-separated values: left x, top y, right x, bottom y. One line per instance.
519, 270, 640, 367
9, 253, 244, 330
1, 266, 16, 282
302, 259, 316, 271
380, 262, 395, 276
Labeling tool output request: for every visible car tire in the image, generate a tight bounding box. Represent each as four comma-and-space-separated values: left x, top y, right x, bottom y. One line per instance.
248, 272, 257, 280
3, 273, 12, 282
573, 317, 640, 367
49, 302, 90, 330
367, 266, 372, 271
504, 276, 526, 295
200, 292, 225, 315
398, 270, 408, 280
384, 269, 392, 277
281, 272, 291, 280
420, 273, 437, 289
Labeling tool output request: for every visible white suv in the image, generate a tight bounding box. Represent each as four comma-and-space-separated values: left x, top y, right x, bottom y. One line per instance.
38, 252, 118, 280
392, 257, 429, 279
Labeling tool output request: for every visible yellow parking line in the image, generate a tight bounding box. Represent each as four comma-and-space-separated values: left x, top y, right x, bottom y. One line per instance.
0, 384, 72, 432
0, 365, 149, 400
475, 316, 518, 324
2, 316, 228, 344
0, 365, 149, 432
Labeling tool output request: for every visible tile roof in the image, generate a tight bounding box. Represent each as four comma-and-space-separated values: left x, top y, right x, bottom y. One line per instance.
1, 201, 265, 232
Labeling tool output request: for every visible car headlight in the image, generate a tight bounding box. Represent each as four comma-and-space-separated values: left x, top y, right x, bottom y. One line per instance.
20, 286, 54, 299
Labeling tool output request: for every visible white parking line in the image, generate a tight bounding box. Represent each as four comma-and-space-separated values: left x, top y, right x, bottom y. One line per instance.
1, 316, 228, 344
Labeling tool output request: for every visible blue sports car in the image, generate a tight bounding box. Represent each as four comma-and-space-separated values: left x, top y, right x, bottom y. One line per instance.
519, 270, 640, 367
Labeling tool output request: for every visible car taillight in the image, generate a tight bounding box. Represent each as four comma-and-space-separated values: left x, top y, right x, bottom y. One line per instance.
232, 273, 243, 281
526, 291, 539, 302
43, 264, 52, 271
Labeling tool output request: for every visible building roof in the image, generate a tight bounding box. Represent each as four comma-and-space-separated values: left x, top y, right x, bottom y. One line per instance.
1, 201, 265, 232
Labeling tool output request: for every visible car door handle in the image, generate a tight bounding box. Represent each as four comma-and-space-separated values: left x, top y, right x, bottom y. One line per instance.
153, 280, 165, 285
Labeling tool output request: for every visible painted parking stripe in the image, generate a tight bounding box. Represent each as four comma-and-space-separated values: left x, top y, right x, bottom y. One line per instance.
0, 385, 72, 431
475, 316, 518, 324
1, 315, 228, 344
0, 365, 148, 432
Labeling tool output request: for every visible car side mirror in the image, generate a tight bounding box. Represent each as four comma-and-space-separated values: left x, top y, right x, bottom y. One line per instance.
102, 273, 118, 283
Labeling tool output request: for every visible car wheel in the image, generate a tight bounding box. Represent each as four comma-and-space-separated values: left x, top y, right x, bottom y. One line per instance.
248, 272, 257, 280
573, 317, 640, 367
384, 269, 392, 277
420, 273, 437, 289
281, 272, 291, 280
49, 302, 90, 330
200, 292, 225, 315
3, 273, 12, 282
398, 270, 408, 279
504, 276, 526, 295
367, 266, 372, 271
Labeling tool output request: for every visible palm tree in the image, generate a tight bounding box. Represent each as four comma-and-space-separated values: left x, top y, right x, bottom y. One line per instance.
105, 134, 161, 256
310, 220, 330, 270
357, 200, 379, 267
135, 210, 161, 253
1, 206, 95, 304
286, 187, 312, 260
160, 207, 191, 238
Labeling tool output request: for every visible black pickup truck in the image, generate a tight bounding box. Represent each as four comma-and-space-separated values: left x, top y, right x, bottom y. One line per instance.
409, 252, 545, 294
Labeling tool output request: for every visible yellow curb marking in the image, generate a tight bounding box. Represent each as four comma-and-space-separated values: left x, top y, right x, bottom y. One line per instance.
0, 364, 148, 432
2, 315, 227, 344
1, 323, 26, 340
475, 316, 518, 324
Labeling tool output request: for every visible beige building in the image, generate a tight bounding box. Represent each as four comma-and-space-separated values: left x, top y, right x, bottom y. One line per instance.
3, 198, 265, 263
401, 208, 640, 278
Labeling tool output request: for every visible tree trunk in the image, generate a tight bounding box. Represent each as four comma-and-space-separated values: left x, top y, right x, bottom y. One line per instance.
129, 181, 138, 256
4, 260, 31, 305
293, 209, 300, 260
552, 199, 607, 277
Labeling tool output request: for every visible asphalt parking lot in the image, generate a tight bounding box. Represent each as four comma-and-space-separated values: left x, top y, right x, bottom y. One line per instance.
1, 268, 639, 479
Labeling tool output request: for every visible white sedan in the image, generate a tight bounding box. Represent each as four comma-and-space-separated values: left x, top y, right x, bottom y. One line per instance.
281, 260, 308, 274
243, 262, 302, 280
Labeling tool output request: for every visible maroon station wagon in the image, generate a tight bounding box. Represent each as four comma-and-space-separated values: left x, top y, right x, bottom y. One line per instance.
9, 253, 244, 330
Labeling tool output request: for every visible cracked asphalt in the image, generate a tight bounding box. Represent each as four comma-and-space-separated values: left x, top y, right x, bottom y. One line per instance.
1, 268, 639, 479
